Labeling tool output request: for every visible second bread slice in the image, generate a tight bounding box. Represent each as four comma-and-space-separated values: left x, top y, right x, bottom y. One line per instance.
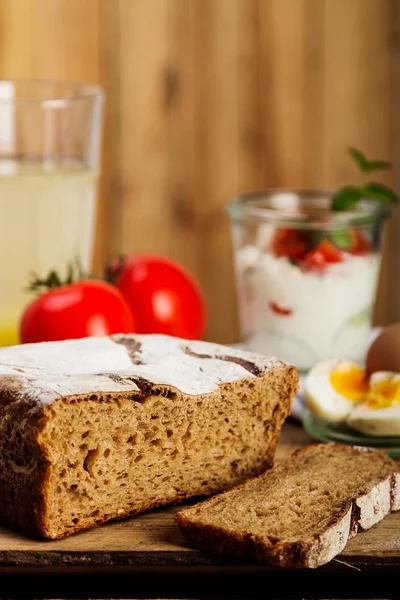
176, 443, 400, 568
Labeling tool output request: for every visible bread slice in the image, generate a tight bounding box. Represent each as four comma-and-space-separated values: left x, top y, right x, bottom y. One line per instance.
0, 333, 298, 539
176, 443, 400, 568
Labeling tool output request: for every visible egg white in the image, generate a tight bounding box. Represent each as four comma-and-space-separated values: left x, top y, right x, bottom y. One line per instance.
369, 371, 400, 387
347, 371, 400, 436
347, 405, 400, 436
303, 358, 361, 423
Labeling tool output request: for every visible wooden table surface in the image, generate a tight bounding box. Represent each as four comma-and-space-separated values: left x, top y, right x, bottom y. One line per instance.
1, 420, 399, 599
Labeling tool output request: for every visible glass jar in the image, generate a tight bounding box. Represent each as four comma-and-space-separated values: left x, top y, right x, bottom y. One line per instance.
226, 190, 390, 372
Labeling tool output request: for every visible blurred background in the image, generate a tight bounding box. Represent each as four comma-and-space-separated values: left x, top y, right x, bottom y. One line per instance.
0, 0, 398, 344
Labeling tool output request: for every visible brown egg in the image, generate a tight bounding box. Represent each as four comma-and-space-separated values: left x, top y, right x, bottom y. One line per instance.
366, 323, 400, 375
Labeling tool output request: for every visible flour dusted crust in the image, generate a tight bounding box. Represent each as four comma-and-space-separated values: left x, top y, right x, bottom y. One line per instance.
0, 334, 284, 404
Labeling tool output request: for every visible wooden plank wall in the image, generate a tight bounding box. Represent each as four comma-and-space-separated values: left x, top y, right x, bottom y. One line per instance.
0, 0, 398, 343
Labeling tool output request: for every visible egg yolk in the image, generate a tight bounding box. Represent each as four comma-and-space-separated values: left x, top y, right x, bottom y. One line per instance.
330, 366, 369, 402
366, 379, 400, 409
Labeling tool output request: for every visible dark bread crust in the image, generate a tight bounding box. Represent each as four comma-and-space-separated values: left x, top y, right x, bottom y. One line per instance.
176, 443, 400, 568
0, 363, 298, 539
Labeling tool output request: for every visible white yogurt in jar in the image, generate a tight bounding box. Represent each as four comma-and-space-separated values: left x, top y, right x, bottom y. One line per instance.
236, 245, 380, 371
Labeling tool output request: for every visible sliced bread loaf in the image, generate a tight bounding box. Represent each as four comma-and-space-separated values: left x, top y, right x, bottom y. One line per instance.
0, 333, 298, 539
176, 443, 400, 568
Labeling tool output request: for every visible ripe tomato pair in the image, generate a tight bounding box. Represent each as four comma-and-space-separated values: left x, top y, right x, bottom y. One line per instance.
19, 255, 207, 344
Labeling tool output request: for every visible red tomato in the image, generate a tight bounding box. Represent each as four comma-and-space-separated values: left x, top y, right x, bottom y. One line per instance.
19, 280, 136, 344
110, 255, 206, 339
350, 229, 373, 255
302, 240, 343, 271
271, 228, 309, 260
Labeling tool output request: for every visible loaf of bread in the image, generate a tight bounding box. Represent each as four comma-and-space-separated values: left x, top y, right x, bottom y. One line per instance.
0, 333, 298, 539
176, 443, 400, 568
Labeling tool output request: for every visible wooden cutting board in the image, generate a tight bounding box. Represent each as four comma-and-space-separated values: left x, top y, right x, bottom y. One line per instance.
0, 423, 398, 570
0, 499, 399, 569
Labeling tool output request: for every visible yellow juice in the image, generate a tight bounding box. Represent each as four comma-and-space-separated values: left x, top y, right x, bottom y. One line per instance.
0, 159, 97, 345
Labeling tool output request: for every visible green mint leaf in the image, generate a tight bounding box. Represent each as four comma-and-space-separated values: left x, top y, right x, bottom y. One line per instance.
362, 182, 399, 204
327, 230, 353, 250
331, 185, 362, 211
348, 147, 392, 174
348, 147, 369, 172
364, 160, 392, 173
310, 230, 353, 250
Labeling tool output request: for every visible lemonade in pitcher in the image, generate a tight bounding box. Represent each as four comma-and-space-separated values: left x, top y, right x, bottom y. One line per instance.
0, 159, 97, 345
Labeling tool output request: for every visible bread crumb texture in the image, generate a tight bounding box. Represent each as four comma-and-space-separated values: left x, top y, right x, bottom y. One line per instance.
176, 443, 400, 568
0, 334, 298, 539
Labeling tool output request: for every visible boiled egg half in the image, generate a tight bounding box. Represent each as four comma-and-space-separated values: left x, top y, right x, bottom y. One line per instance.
304, 358, 368, 423
348, 371, 400, 436
304, 358, 400, 436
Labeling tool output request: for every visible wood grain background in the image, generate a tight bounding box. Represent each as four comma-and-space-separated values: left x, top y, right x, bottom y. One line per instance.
0, 0, 398, 343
